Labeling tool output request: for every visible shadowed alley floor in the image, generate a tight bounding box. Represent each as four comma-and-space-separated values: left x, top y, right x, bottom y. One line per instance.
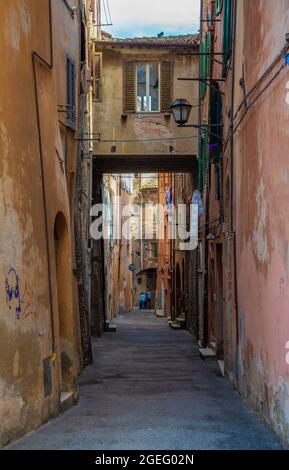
8, 310, 283, 450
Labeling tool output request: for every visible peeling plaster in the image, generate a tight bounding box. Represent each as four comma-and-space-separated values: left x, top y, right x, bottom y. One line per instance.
3, 1, 31, 53
19, 0, 31, 36
252, 180, 269, 264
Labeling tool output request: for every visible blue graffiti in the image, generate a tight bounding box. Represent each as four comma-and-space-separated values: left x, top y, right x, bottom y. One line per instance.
5, 267, 35, 320
5, 267, 21, 319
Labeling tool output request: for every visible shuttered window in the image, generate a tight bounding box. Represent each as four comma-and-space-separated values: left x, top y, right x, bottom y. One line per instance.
92, 52, 102, 101
123, 60, 173, 114
202, 130, 209, 192
123, 60, 136, 113
198, 131, 209, 194
154, 242, 158, 258
160, 61, 173, 113
200, 34, 207, 100
206, 32, 212, 76
209, 83, 222, 200
222, 0, 232, 77
198, 137, 203, 193
66, 56, 75, 128
215, 0, 223, 15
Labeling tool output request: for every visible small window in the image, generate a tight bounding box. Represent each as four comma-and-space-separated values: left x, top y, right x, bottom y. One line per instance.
66, 56, 75, 128
136, 63, 159, 112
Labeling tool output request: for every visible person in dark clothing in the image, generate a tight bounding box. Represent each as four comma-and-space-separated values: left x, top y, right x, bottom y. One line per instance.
139, 292, 146, 310
145, 288, 151, 309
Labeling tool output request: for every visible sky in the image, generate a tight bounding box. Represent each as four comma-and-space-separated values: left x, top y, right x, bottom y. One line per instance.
101, 0, 200, 38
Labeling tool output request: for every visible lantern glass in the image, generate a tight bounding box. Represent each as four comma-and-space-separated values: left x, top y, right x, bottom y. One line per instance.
171, 99, 192, 125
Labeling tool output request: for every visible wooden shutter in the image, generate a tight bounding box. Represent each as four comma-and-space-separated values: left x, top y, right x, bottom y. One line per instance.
160, 61, 173, 113
123, 61, 136, 113
66, 57, 75, 127
93, 53, 102, 101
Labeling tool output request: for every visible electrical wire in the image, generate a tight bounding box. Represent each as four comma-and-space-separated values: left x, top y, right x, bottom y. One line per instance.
106, 0, 112, 25
222, 61, 286, 157
76, 134, 199, 143
102, 0, 108, 25
232, 44, 289, 124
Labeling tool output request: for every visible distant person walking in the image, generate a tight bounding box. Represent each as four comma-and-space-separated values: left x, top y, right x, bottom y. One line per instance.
145, 288, 151, 310
139, 292, 146, 310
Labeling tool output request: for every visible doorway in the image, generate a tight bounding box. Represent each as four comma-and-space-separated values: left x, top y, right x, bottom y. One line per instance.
54, 212, 74, 394
215, 243, 224, 359
175, 262, 181, 320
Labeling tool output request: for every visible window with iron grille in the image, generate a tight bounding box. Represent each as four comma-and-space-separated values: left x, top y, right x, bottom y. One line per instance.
66, 56, 75, 128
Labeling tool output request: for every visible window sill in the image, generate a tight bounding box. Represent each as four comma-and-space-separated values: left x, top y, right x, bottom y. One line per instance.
134, 112, 171, 116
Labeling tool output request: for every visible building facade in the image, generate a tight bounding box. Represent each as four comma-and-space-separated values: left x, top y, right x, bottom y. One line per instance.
199, 0, 289, 443
0, 0, 96, 447
91, 33, 200, 325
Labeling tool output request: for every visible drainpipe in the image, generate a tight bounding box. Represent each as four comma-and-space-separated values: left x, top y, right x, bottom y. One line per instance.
171, 174, 176, 321
32, 0, 56, 353
199, 0, 210, 347
230, 0, 240, 356
198, 0, 204, 192
197, 0, 205, 345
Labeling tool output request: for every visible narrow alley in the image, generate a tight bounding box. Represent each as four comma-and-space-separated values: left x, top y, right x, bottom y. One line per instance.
2, 0, 289, 458
8, 310, 283, 450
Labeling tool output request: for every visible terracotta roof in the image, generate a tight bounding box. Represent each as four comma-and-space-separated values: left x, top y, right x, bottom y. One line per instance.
97, 33, 199, 48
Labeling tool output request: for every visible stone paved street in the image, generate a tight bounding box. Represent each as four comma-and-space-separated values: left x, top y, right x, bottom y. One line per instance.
8, 310, 284, 450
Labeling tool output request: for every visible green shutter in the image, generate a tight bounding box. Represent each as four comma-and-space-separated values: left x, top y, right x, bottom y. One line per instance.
200, 34, 207, 100
200, 32, 212, 100
198, 137, 203, 193
222, 0, 232, 76
197, 133, 208, 195
207, 31, 212, 76
202, 130, 209, 191
215, 0, 223, 15
154, 242, 158, 258
209, 83, 222, 201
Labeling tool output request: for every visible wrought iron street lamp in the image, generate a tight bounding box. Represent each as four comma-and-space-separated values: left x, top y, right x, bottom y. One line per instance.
171, 99, 192, 126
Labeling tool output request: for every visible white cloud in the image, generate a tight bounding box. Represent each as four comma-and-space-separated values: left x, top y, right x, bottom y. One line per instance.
102, 0, 200, 37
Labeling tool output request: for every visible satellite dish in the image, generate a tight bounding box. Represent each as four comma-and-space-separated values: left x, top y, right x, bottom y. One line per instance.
128, 264, 137, 272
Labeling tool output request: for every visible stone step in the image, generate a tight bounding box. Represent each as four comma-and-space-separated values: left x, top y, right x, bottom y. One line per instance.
217, 360, 225, 377
60, 392, 75, 412
155, 309, 165, 317
104, 321, 117, 333
176, 318, 186, 328
199, 347, 216, 361
169, 322, 182, 330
